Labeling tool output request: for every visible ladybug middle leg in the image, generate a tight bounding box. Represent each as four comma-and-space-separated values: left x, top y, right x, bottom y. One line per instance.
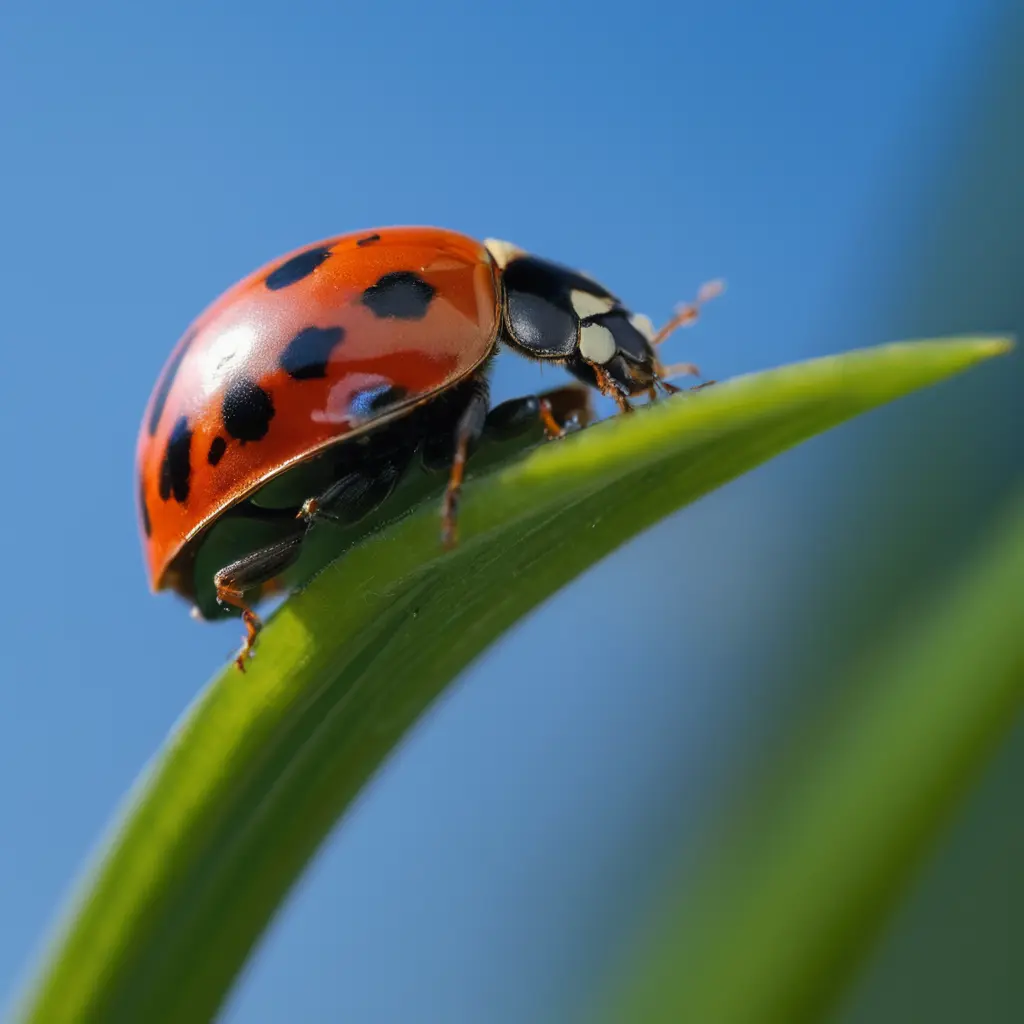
301, 372, 494, 551
214, 530, 306, 670
436, 375, 491, 549
429, 379, 595, 548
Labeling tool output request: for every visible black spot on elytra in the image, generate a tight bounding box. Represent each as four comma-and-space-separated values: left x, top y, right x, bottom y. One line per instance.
265, 245, 333, 291
222, 377, 275, 442
279, 325, 346, 380
361, 271, 436, 320
147, 329, 195, 436
207, 436, 227, 466
356, 233, 381, 247
349, 384, 410, 421
139, 478, 152, 536
158, 417, 193, 504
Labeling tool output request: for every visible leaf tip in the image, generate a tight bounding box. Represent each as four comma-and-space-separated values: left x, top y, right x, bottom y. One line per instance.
972, 334, 1015, 357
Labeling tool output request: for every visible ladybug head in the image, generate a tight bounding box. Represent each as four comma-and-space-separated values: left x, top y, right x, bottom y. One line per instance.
484, 238, 663, 397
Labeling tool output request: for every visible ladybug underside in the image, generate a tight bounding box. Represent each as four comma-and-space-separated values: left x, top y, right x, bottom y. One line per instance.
175, 378, 594, 623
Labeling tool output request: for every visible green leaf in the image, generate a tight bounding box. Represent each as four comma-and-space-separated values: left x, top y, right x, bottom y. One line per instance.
603, 487, 1024, 1024
12, 337, 1011, 1024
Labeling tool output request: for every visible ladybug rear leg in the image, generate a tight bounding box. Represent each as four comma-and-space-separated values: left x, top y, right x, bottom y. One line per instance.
214, 532, 305, 671
299, 459, 407, 528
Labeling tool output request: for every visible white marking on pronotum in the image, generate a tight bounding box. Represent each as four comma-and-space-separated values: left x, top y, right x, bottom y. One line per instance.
483, 238, 526, 269
579, 322, 616, 364
570, 289, 616, 320
629, 313, 656, 343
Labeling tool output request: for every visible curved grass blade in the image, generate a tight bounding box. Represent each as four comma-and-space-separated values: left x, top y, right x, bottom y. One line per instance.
12, 337, 1011, 1024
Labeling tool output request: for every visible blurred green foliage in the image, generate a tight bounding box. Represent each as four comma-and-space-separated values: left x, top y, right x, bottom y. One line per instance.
604, 489, 1024, 1023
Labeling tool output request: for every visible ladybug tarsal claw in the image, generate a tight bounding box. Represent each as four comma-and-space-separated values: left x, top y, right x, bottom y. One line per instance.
233, 619, 261, 672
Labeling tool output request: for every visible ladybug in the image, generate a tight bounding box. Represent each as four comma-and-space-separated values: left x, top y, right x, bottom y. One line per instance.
137, 227, 719, 669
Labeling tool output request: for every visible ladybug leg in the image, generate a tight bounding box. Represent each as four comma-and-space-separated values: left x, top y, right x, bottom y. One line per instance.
655, 361, 700, 386
482, 385, 593, 442
537, 398, 567, 437
214, 587, 261, 673
645, 280, 724, 397
214, 532, 305, 671
299, 460, 407, 528
534, 390, 599, 437
441, 376, 491, 549
652, 361, 708, 398
539, 384, 595, 434
590, 364, 634, 414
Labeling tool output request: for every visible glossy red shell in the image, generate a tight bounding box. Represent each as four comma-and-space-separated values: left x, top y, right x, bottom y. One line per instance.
137, 226, 500, 593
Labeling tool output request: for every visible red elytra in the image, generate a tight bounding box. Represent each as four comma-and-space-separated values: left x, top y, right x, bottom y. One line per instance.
138, 227, 499, 592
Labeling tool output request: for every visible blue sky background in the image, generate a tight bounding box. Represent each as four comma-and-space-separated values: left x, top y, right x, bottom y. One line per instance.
0, 3, 1011, 1022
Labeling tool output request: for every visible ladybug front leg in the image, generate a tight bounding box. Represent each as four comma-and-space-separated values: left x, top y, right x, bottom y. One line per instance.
214, 532, 305, 670
589, 364, 634, 414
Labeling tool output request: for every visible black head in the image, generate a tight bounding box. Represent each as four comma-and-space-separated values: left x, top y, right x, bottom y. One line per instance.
485, 239, 663, 398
